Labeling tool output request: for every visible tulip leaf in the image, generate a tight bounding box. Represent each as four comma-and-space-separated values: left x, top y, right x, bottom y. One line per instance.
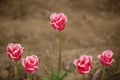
59, 72, 68, 80
42, 70, 69, 80
41, 77, 48, 80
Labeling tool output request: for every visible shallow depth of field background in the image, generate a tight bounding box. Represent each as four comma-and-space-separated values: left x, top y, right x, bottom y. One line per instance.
0, 0, 120, 80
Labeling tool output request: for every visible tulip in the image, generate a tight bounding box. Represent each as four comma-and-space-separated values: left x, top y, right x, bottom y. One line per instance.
22, 55, 39, 80
98, 50, 114, 80
50, 13, 67, 75
50, 13, 67, 32
74, 55, 92, 80
7, 43, 24, 61
7, 43, 24, 80
74, 55, 92, 74
98, 50, 114, 67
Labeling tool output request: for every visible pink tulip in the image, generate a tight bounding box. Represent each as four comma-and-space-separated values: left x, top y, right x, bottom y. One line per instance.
22, 55, 39, 74
50, 13, 67, 31
74, 55, 92, 74
7, 43, 24, 61
98, 50, 114, 66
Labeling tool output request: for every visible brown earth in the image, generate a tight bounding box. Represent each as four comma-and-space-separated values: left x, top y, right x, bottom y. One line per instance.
0, 0, 120, 80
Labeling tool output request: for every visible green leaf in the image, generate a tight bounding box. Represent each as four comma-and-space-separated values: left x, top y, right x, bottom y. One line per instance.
41, 77, 48, 80
59, 72, 68, 80
47, 70, 69, 80
49, 70, 58, 80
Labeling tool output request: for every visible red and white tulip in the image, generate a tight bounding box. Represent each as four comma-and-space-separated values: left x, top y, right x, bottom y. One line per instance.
7, 43, 24, 61
74, 55, 92, 74
98, 50, 114, 66
50, 13, 67, 31
22, 55, 39, 74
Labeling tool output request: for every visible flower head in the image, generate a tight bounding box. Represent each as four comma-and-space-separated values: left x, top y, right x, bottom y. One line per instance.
22, 55, 39, 74
98, 50, 114, 66
74, 55, 92, 74
7, 43, 24, 61
50, 13, 67, 31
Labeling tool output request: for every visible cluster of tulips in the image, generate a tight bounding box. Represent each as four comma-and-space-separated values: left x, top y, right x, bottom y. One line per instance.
74, 50, 114, 80
7, 43, 38, 80
6, 13, 114, 80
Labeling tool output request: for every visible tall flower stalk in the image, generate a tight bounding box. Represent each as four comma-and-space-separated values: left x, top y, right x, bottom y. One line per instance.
15, 62, 19, 80
58, 32, 62, 74
30, 74, 33, 80
101, 66, 105, 80
82, 75, 85, 80
50, 13, 67, 75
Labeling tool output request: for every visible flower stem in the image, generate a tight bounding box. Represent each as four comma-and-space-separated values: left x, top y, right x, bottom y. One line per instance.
82, 75, 84, 80
15, 62, 19, 80
101, 66, 105, 80
58, 32, 62, 74
30, 74, 33, 80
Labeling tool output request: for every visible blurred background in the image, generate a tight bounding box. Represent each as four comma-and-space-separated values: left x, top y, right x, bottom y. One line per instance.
0, 0, 120, 80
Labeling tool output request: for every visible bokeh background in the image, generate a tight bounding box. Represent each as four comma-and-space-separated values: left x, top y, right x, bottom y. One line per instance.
0, 0, 120, 80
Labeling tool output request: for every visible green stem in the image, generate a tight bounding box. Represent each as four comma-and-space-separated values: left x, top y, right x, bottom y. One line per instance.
30, 74, 33, 80
82, 75, 84, 80
15, 62, 19, 80
58, 32, 62, 74
101, 66, 105, 80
